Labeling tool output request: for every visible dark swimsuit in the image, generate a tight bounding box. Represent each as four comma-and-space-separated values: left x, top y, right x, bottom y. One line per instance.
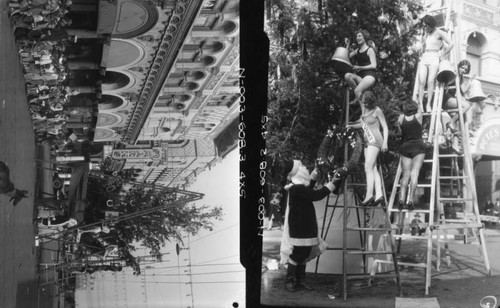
355, 47, 377, 80
399, 115, 426, 158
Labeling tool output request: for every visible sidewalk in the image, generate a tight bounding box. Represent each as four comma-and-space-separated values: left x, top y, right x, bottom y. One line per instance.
261, 225, 500, 307
0, 3, 53, 307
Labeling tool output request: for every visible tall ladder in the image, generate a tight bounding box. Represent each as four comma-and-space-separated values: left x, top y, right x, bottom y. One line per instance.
386, 1, 490, 295
431, 74, 491, 274
341, 88, 402, 300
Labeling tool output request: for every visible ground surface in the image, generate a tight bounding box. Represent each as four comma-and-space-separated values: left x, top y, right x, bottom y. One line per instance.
0, 3, 54, 307
261, 225, 500, 308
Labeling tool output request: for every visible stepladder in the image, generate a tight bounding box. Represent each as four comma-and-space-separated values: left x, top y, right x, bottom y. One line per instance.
345, 85, 402, 299
386, 78, 491, 296
341, 166, 403, 301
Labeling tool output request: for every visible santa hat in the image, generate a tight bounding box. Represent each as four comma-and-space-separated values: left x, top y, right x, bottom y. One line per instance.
284, 159, 300, 179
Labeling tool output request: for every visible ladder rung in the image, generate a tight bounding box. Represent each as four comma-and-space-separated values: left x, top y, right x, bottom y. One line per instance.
392, 234, 428, 240
438, 154, 462, 158
346, 273, 399, 280
417, 184, 432, 187
443, 218, 478, 223
395, 183, 432, 188
328, 205, 388, 209
431, 222, 483, 230
347, 227, 392, 232
439, 176, 468, 179
439, 197, 473, 202
389, 209, 430, 213
424, 159, 434, 163
346, 250, 394, 255
327, 205, 359, 208
397, 261, 427, 268
376, 260, 428, 268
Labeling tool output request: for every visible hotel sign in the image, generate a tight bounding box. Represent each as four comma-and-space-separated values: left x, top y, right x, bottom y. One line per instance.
112, 145, 168, 162
475, 123, 500, 157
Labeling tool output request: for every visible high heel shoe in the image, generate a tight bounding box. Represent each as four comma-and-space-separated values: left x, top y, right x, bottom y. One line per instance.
372, 196, 384, 207
398, 200, 405, 211
406, 201, 415, 211
360, 196, 374, 207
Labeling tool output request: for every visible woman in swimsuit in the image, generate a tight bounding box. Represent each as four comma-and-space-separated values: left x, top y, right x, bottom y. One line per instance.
442, 60, 472, 154
347, 91, 388, 206
417, 15, 454, 113
344, 29, 378, 107
397, 100, 426, 211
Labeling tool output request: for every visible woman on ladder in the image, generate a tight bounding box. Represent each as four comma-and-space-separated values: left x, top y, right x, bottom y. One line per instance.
344, 29, 378, 108
442, 60, 473, 154
397, 100, 426, 211
417, 15, 454, 112
347, 91, 388, 206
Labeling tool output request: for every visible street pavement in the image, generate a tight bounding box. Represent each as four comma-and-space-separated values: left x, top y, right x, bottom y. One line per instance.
261, 224, 500, 307
0, 3, 52, 307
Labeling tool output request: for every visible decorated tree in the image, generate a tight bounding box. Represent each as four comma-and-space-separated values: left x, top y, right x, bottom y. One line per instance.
266, 0, 424, 186
84, 162, 223, 274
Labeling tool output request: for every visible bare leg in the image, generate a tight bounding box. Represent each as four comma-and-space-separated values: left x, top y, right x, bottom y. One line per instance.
373, 161, 383, 199
426, 64, 439, 111
344, 73, 359, 91
400, 156, 412, 203
418, 63, 428, 111
408, 153, 425, 203
363, 146, 380, 202
354, 76, 376, 102
345, 73, 363, 105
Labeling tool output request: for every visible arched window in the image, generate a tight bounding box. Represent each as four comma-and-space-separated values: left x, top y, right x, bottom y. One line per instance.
112, 0, 159, 39
102, 71, 132, 91
466, 32, 487, 77
99, 95, 124, 110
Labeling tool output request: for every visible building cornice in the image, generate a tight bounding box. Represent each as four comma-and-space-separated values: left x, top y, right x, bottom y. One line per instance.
123, 0, 203, 143
461, 2, 500, 29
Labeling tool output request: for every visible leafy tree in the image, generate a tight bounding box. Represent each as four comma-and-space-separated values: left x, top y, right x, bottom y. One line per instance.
266, 0, 424, 186
84, 162, 223, 275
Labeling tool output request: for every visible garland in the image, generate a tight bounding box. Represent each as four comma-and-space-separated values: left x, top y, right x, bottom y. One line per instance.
317, 125, 363, 183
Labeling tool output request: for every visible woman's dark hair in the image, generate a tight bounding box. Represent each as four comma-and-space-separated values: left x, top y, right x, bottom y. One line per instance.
403, 99, 419, 116
457, 60, 471, 94
360, 91, 377, 110
457, 59, 471, 75
422, 15, 437, 29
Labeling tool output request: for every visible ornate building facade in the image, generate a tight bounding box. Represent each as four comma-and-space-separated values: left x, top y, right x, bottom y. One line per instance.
426, 0, 500, 207
92, 0, 240, 187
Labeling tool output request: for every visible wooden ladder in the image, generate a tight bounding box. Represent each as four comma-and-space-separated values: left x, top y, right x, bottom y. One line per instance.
388, 75, 491, 296
388, 0, 490, 295
340, 88, 402, 301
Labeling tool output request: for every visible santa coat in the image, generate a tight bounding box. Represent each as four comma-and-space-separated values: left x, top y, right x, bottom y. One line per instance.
287, 181, 331, 246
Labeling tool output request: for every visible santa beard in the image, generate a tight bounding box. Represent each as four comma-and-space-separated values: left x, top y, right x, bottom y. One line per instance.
291, 167, 311, 186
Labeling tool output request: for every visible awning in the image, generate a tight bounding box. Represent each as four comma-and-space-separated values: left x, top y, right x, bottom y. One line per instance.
214, 117, 239, 158
97, 0, 117, 36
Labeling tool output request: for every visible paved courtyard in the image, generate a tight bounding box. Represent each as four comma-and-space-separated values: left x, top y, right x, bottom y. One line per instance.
261, 225, 500, 308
